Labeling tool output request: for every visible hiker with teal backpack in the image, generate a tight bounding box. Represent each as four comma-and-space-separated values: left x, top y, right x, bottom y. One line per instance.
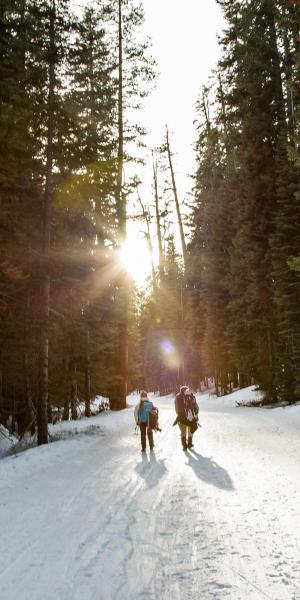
134, 390, 160, 452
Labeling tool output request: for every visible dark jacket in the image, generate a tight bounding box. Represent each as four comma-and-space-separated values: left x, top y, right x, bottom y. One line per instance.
175, 392, 199, 425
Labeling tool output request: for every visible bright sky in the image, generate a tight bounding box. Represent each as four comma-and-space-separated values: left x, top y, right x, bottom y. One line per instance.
139, 0, 225, 203
125, 1, 225, 283
72, 0, 226, 283
72, 1, 225, 207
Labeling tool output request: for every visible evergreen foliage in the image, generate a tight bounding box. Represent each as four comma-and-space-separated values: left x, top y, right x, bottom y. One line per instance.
188, 0, 300, 402
0, 0, 156, 441
2, 0, 300, 444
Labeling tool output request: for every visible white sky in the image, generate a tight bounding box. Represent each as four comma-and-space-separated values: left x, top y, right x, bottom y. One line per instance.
126, 1, 226, 276
137, 0, 225, 205
72, 0, 226, 281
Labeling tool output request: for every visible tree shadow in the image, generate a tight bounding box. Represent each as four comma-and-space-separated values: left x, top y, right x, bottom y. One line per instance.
135, 451, 168, 488
186, 450, 234, 491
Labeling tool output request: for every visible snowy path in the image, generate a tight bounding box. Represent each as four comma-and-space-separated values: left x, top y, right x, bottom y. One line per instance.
1, 390, 300, 600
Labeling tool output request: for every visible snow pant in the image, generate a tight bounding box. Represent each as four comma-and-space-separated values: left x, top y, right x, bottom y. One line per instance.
179, 422, 193, 449
139, 423, 154, 451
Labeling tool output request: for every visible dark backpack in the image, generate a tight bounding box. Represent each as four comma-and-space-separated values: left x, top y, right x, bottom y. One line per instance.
148, 407, 161, 431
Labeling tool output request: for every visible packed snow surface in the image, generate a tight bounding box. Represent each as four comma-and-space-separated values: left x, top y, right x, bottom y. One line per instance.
1, 387, 300, 600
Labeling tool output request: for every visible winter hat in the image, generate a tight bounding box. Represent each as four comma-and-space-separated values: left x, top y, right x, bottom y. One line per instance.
140, 390, 148, 399
183, 388, 191, 396
180, 385, 188, 393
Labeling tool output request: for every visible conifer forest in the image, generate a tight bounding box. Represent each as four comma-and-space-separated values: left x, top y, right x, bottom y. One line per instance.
1, 0, 300, 446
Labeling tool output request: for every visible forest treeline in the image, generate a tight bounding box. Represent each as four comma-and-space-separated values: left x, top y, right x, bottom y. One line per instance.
185, 0, 300, 402
138, 0, 300, 405
0, 0, 155, 441
1, 0, 300, 445
142, 0, 300, 403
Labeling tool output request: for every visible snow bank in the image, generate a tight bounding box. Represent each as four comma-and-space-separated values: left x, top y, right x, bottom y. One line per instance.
0, 425, 18, 457
198, 385, 300, 435
77, 395, 110, 417
197, 385, 263, 408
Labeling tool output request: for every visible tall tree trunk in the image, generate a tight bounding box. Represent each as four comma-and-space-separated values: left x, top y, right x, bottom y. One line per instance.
201, 87, 211, 132
70, 373, 78, 421
218, 71, 231, 155
19, 3, 35, 436
0, 361, 3, 425
165, 128, 187, 382
137, 194, 157, 292
152, 151, 164, 282
85, 328, 91, 417
62, 360, 70, 421
179, 279, 185, 383
38, 0, 56, 445
165, 126, 187, 269
111, 0, 127, 410
23, 352, 35, 434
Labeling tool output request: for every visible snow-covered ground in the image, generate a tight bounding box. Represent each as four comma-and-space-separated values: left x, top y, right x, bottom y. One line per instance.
1, 387, 300, 600
0, 424, 18, 457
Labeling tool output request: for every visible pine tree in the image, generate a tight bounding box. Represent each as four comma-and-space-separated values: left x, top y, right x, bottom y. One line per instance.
0, 0, 50, 435
189, 0, 300, 400
215, 0, 287, 399
188, 82, 235, 394
105, 0, 156, 409
270, 1, 300, 401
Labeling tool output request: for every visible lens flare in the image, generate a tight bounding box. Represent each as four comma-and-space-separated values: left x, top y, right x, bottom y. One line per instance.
160, 339, 180, 369
161, 339, 174, 355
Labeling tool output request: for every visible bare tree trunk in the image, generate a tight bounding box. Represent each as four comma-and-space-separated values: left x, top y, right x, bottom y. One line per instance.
165, 128, 187, 382
85, 328, 91, 417
111, 0, 128, 410
179, 279, 185, 383
152, 151, 164, 282
137, 194, 157, 292
12, 382, 17, 435
70, 374, 78, 421
23, 351, 35, 435
0, 361, 3, 424
165, 126, 187, 268
17, 1, 36, 436
218, 72, 231, 153
62, 359, 69, 420
201, 87, 211, 131
232, 367, 238, 389
215, 372, 219, 397
62, 400, 69, 421
38, 0, 56, 445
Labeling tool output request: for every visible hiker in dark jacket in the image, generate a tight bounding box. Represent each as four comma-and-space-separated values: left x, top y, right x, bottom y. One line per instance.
175, 385, 199, 450
134, 390, 155, 452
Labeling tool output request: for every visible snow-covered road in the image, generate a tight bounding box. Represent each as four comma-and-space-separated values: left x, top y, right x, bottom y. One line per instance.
1, 389, 300, 600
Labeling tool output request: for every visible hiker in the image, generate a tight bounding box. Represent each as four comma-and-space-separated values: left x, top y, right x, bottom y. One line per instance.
134, 390, 157, 452
174, 385, 199, 450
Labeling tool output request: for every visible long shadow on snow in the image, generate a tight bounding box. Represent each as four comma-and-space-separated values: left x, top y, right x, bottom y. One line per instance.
186, 450, 234, 491
135, 451, 168, 488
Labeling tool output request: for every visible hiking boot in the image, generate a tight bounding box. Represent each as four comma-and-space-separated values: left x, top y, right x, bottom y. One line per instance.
187, 439, 193, 449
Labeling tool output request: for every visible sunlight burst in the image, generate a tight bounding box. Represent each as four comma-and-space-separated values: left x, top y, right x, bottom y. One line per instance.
119, 237, 152, 286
